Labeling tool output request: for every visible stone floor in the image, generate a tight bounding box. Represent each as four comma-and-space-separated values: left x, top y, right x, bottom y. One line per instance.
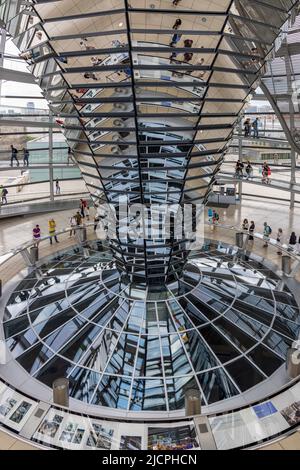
0, 430, 40, 450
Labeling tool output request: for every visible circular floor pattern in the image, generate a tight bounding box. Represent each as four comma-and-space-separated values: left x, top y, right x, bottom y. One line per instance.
3, 240, 300, 413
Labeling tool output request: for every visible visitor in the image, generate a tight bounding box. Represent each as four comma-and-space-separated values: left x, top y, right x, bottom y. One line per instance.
170, 31, 182, 47
261, 163, 268, 184
172, 19, 182, 30
263, 222, 272, 247
276, 228, 283, 255
33, 224, 41, 245
184, 51, 193, 62
208, 207, 214, 223
48, 218, 59, 244
55, 179, 61, 195
75, 211, 82, 226
69, 214, 77, 237
252, 117, 260, 138
23, 148, 29, 166
242, 219, 249, 231
266, 165, 271, 184
94, 214, 100, 232
289, 232, 297, 247
249, 221, 255, 241
80, 198, 87, 218
212, 210, 219, 224
245, 161, 253, 180
235, 160, 244, 178
1, 186, 8, 205
243, 118, 251, 137
85, 205, 90, 221
10, 145, 19, 167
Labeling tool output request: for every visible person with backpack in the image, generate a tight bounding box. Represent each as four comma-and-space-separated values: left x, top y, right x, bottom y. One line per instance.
208, 207, 214, 223
10, 145, 19, 167
263, 222, 272, 247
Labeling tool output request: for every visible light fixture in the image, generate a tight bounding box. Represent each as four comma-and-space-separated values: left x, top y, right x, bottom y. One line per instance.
119, 22, 123, 27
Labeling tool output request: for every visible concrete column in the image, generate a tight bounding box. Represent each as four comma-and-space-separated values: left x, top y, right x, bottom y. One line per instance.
185, 388, 201, 416
53, 378, 69, 407
30, 246, 39, 263
236, 232, 244, 249
282, 255, 292, 274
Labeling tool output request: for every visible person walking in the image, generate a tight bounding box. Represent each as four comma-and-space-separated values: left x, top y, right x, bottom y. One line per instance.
55, 179, 61, 195
10, 145, 19, 167
252, 117, 260, 138
1, 186, 8, 204
276, 228, 283, 255
33, 224, 41, 245
23, 148, 29, 166
48, 218, 59, 244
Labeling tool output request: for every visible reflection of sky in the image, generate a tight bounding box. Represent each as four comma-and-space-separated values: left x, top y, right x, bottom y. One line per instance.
0, 38, 48, 109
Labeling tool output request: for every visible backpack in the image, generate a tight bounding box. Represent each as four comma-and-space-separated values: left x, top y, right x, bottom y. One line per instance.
267, 226, 272, 235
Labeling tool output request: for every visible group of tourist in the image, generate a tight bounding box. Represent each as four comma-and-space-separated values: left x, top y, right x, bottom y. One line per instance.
243, 117, 260, 138
32, 218, 59, 246
234, 160, 272, 183
241, 219, 300, 253
10, 145, 29, 167
32, 199, 91, 245
235, 161, 254, 179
